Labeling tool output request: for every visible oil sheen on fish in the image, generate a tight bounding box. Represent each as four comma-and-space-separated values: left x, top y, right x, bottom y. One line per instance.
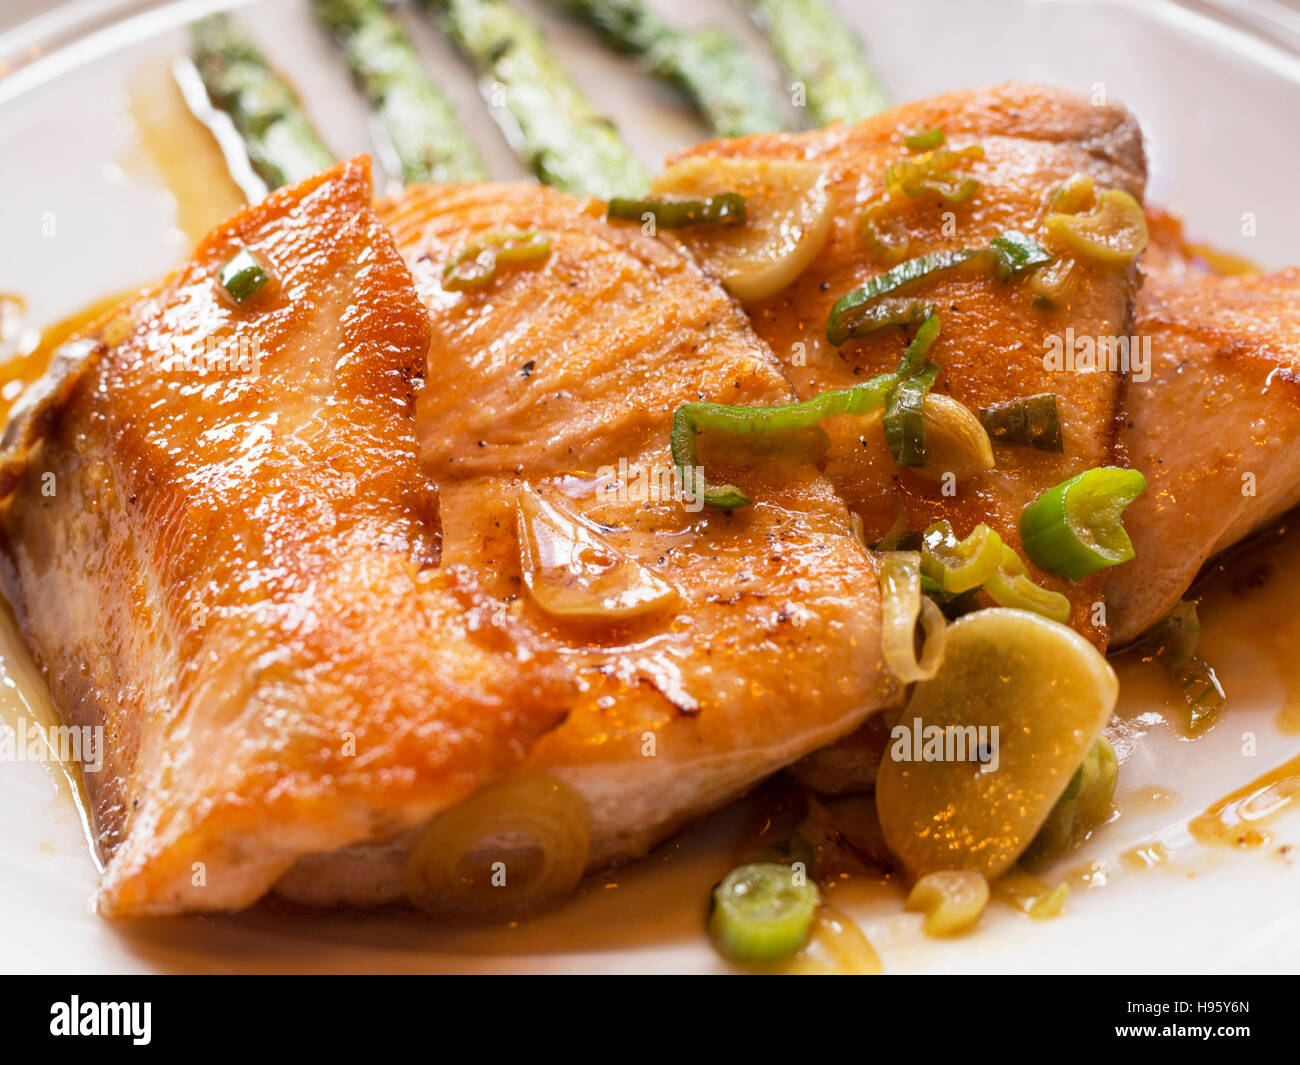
0, 159, 588, 915
0, 161, 888, 915
671, 83, 1149, 645
1107, 211, 1300, 643
358, 181, 889, 881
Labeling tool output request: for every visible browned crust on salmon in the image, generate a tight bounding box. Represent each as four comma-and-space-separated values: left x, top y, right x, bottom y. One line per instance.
672, 83, 1149, 647
373, 181, 889, 877
0, 160, 579, 915
1109, 263, 1300, 643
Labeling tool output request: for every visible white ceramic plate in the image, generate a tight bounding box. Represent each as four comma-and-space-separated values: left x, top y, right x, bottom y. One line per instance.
1, 0, 1299, 974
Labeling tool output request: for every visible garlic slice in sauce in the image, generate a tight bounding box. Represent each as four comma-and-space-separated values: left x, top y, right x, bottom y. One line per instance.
650, 156, 833, 302
860, 392, 994, 482
876, 608, 1118, 880
516, 485, 678, 619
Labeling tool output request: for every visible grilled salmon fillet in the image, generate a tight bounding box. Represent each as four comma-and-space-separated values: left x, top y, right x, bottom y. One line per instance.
0, 161, 888, 915
359, 181, 885, 880
788, 205, 1300, 791
671, 83, 1148, 645
1106, 211, 1300, 643
0, 159, 585, 915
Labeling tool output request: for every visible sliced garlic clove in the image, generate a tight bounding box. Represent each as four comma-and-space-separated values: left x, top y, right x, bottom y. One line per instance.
861, 392, 995, 482
650, 156, 833, 303
876, 607, 1118, 880
516, 485, 679, 620
905, 870, 990, 936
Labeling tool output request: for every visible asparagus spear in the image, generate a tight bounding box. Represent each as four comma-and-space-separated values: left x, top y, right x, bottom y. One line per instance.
744, 0, 890, 125
425, 0, 649, 199
190, 13, 336, 190
311, 0, 487, 183
550, 0, 785, 137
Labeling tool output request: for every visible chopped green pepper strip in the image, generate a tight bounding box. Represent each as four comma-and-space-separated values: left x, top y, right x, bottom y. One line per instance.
920, 520, 1005, 594
218, 248, 274, 305
443, 230, 553, 291
979, 393, 1063, 452
903, 125, 944, 151
1148, 601, 1226, 731
671, 372, 898, 509
983, 544, 1072, 623
607, 192, 746, 228
881, 313, 942, 467
709, 861, 820, 963
1019, 466, 1147, 580
827, 230, 1051, 345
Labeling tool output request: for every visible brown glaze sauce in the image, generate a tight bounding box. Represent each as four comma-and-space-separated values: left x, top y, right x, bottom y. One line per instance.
1120, 841, 1173, 870
1189, 753, 1300, 849
0, 291, 135, 423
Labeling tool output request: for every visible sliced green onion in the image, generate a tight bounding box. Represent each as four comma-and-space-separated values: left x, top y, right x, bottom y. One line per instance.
669, 314, 945, 504
1043, 188, 1147, 265
878, 550, 948, 683
919, 574, 944, 597
709, 862, 820, 963
1028, 256, 1077, 305
979, 393, 1064, 452
607, 193, 746, 228
872, 504, 908, 551
1149, 601, 1226, 731
884, 144, 983, 203
983, 544, 1072, 623
218, 248, 273, 305
903, 126, 945, 151
883, 364, 940, 468
671, 372, 898, 509
443, 230, 553, 291
1028, 736, 1118, 859
902, 173, 978, 204
882, 312, 942, 467
1167, 656, 1227, 732
920, 520, 1004, 594
1019, 466, 1147, 580
828, 250, 976, 345
859, 197, 909, 265
827, 230, 1051, 346
1046, 172, 1096, 216
832, 297, 935, 344
987, 229, 1054, 279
